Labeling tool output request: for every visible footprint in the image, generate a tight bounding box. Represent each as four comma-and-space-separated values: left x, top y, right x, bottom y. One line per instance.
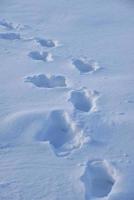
0, 110, 89, 155
35, 37, 58, 48
36, 110, 88, 156
81, 160, 117, 199
72, 58, 100, 73
0, 19, 25, 30
28, 51, 53, 62
25, 74, 67, 88
0, 32, 21, 40
69, 88, 98, 112
0, 19, 14, 30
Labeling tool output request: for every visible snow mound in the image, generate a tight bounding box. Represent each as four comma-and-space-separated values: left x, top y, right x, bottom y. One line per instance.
0, 111, 46, 144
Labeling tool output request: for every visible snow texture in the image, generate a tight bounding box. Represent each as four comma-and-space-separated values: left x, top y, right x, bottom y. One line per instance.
0, 0, 134, 199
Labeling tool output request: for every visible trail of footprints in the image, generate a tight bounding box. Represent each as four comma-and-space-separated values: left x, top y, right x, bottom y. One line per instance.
1, 18, 119, 200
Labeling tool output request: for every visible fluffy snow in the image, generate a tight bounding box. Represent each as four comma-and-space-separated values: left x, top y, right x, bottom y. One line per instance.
0, 0, 134, 199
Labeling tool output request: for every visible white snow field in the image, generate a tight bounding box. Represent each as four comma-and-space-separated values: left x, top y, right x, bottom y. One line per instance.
0, 0, 134, 199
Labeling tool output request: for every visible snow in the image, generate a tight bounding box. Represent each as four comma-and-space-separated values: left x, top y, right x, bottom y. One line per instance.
0, 0, 134, 199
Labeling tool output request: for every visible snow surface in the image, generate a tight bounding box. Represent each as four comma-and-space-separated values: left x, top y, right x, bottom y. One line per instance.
0, 0, 134, 199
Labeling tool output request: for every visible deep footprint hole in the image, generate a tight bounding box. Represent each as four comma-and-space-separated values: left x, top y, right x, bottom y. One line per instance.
81, 160, 116, 199
70, 89, 93, 112
36, 110, 75, 149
